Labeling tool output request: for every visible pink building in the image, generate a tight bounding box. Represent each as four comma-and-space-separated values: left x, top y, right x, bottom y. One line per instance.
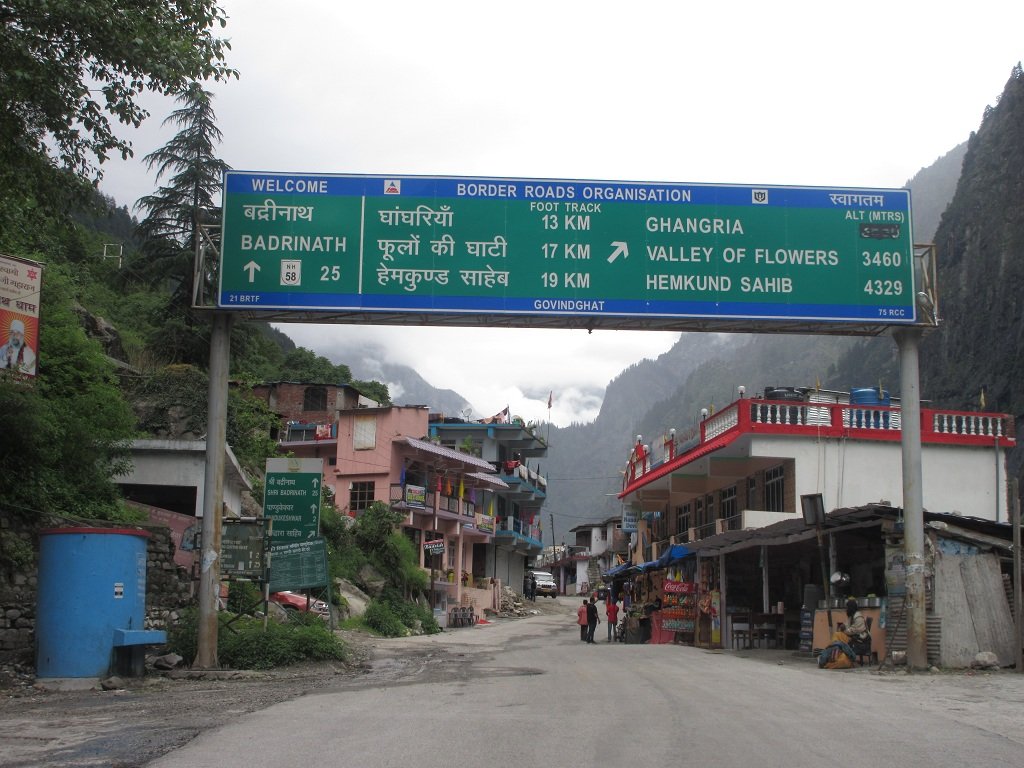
253, 382, 537, 622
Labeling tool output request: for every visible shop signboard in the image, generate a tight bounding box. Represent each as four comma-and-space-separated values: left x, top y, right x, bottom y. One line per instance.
423, 538, 445, 556
621, 508, 639, 533
405, 483, 426, 507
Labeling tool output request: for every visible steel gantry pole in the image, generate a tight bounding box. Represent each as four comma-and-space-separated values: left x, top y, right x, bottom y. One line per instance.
195, 311, 233, 669
894, 327, 928, 670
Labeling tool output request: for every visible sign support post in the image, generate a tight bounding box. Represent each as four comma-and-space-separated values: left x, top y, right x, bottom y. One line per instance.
195, 311, 233, 669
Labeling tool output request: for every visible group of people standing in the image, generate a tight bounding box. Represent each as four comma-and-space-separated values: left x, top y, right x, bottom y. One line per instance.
577, 595, 619, 643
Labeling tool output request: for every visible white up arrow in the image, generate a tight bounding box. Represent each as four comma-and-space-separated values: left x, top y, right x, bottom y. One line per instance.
243, 260, 261, 282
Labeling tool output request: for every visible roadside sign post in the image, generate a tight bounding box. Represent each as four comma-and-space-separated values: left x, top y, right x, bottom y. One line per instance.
263, 457, 322, 545
263, 458, 328, 596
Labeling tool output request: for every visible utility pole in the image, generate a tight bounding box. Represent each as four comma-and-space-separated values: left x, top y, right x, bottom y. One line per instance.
195, 312, 232, 668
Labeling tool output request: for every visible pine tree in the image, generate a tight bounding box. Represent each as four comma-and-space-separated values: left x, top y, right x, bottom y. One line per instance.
133, 83, 230, 366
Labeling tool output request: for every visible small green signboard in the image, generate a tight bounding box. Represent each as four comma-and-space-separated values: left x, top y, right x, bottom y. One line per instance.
220, 519, 268, 579
263, 457, 322, 545
268, 537, 329, 592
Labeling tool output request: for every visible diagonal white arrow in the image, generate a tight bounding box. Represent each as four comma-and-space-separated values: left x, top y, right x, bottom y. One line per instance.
608, 241, 629, 263
243, 260, 261, 282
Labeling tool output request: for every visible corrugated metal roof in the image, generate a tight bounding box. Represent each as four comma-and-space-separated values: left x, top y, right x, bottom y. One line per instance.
685, 504, 1013, 557
396, 436, 497, 472
466, 471, 509, 489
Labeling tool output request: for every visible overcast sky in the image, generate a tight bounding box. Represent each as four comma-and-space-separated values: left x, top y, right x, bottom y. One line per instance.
97, 1, 1024, 426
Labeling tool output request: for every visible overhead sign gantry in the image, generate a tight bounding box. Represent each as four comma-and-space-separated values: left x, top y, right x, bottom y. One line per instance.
217, 172, 917, 333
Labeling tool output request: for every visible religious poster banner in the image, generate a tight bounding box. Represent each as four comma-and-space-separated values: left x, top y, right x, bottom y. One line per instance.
0, 253, 43, 377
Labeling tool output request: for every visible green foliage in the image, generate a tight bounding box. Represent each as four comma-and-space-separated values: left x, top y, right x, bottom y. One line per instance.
0, 531, 35, 573
321, 508, 366, 587
322, 503, 432, 632
0, 266, 137, 522
352, 379, 391, 405
0, 1, 236, 223
352, 502, 407, 552
226, 580, 263, 615
363, 591, 439, 637
351, 503, 427, 592
225, 384, 280, 472
167, 608, 348, 670
279, 348, 352, 384
362, 600, 407, 637
127, 364, 279, 473
131, 363, 209, 436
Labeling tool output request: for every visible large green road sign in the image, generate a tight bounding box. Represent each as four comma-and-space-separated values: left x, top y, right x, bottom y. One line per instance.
220, 173, 916, 325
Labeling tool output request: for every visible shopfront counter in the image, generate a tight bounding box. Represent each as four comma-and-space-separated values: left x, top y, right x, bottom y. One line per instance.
811, 606, 886, 659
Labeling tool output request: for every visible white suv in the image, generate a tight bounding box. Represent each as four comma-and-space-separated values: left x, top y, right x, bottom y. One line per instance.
529, 570, 558, 598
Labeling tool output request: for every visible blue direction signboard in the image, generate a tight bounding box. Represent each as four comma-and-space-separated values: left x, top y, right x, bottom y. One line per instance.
220, 172, 916, 325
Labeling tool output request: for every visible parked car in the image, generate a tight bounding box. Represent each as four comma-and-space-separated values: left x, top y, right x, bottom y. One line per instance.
529, 570, 558, 598
269, 591, 330, 618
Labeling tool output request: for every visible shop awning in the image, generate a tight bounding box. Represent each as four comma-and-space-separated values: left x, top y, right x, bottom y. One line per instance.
604, 544, 693, 579
604, 562, 635, 579
655, 544, 692, 568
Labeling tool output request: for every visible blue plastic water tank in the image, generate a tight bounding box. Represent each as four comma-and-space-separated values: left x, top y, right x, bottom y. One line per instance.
36, 527, 151, 678
850, 388, 891, 427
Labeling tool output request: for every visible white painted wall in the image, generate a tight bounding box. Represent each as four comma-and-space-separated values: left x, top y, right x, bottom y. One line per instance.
122, 439, 251, 518
750, 436, 1007, 522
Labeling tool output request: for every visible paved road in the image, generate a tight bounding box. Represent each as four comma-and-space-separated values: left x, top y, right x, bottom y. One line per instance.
152, 596, 1024, 768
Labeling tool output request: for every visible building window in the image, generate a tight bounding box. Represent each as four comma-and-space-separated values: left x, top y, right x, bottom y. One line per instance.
676, 504, 691, 538
748, 476, 757, 509
350, 481, 375, 514
721, 486, 737, 529
286, 423, 316, 441
304, 386, 327, 411
764, 465, 784, 512
353, 415, 376, 450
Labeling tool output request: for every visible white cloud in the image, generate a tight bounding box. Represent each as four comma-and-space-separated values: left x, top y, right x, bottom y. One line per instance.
95, 0, 1024, 425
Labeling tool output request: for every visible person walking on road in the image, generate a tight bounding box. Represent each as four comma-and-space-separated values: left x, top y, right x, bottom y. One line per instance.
586, 596, 600, 643
530, 574, 537, 602
606, 598, 619, 642
577, 599, 589, 641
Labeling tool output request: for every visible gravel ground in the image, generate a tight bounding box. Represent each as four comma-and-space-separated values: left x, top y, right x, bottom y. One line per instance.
0, 597, 566, 768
